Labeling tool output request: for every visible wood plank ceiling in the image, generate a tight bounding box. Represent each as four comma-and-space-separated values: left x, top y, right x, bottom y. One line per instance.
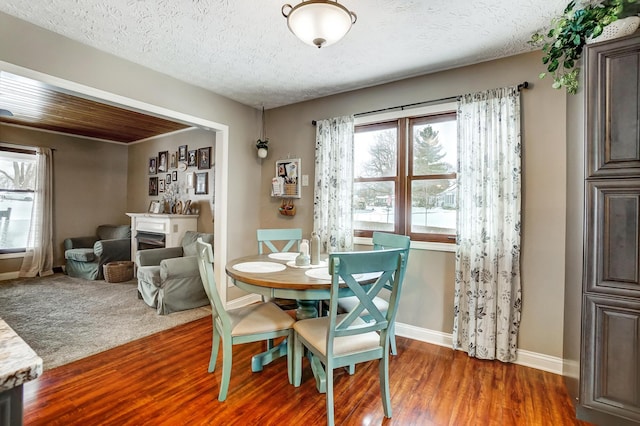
0, 71, 190, 143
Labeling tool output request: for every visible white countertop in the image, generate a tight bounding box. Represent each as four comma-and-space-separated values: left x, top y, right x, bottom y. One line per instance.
0, 319, 42, 391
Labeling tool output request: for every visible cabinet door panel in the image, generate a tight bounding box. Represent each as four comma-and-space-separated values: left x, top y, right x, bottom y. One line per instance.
587, 34, 640, 177
582, 295, 640, 421
586, 180, 640, 296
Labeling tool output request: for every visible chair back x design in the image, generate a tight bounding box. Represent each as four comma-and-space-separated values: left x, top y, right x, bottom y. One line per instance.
337, 231, 410, 355
195, 238, 295, 402
257, 228, 302, 254
293, 248, 406, 426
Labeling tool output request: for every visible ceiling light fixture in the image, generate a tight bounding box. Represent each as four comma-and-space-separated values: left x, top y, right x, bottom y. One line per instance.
282, 1, 357, 49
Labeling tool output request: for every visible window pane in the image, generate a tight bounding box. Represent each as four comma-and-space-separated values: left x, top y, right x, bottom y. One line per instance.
354, 127, 397, 178
0, 151, 36, 190
354, 181, 395, 232
0, 151, 36, 251
412, 118, 457, 176
410, 179, 456, 235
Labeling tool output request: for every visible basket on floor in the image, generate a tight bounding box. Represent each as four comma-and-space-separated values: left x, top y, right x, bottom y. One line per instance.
103, 261, 134, 283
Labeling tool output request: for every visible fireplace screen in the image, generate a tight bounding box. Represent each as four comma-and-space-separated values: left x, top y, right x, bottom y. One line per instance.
136, 231, 165, 251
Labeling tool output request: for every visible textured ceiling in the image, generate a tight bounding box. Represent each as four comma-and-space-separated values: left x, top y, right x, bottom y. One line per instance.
0, 0, 567, 110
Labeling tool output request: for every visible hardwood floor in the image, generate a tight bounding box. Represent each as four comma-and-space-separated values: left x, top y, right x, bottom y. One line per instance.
23, 316, 592, 425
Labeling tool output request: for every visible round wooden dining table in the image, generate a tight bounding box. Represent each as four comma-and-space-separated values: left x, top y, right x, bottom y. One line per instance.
225, 253, 357, 320
225, 253, 376, 393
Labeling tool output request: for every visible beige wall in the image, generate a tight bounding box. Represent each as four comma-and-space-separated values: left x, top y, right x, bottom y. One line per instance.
0, 125, 129, 269
0, 11, 571, 358
264, 51, 568, 358
563, 71, 586, 397
127, 128, 216, 233
0, 12, 262, 271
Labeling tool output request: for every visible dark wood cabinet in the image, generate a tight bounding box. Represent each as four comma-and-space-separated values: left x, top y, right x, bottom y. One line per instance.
581, 295, 640, 422
587, 35, 640, 177
580, 33, 640, 425
585, 179, 640, 296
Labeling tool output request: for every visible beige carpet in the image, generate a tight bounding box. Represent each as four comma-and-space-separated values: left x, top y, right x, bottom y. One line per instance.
0, 273, 210, 370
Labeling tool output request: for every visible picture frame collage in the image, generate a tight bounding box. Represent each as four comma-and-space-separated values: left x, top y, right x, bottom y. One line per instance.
148, 145, 213, 210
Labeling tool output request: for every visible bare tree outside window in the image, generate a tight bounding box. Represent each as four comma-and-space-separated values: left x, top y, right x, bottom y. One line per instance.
0, 149, 37, 251
353, 110, 457, 243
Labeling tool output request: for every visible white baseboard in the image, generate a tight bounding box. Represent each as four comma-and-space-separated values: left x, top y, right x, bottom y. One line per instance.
395, 322, 563, 375
0, 271, 20, 281
221, 297, 565, 375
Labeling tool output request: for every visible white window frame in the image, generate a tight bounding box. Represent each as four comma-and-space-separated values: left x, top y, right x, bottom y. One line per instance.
0, 145, 37, 255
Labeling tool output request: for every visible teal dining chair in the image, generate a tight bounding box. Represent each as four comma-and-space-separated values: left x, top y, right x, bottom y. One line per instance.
256, 228, 303, 312
337, 231, 410, 355
195, 238, 295, 402
292, 248, 407, 426
257, 228, 302, 254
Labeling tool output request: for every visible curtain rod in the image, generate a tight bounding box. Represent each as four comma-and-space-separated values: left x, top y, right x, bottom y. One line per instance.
311, 81, 529, 125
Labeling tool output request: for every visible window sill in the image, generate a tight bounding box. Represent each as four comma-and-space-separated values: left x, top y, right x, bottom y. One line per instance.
353, 237, 456, 253
0, 252, 26, 260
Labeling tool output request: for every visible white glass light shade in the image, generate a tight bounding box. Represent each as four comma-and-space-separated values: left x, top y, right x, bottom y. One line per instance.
283, 1, 356, 48
257, 147, 268, 159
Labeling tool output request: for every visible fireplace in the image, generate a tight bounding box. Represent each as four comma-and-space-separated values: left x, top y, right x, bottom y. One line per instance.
126, 213, 198, 262
136, 231, 165, 251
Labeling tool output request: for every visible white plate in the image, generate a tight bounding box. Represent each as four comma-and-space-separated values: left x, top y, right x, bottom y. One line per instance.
233, 262, 286, 273
267, 252, 298, 261
305, 269, 365, 282
305, 268, 331, 281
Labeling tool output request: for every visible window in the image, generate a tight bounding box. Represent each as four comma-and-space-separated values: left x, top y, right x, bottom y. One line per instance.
353, 105, 457, 243
0, 147, 36, 253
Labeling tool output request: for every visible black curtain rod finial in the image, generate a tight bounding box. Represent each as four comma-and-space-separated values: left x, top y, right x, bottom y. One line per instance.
518, 81, 529, 91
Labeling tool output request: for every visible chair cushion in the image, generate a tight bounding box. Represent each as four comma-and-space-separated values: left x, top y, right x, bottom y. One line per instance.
182, 231, 214, 257
228, 302, 294, 336
294, 314, 380, 357
65, 248, 95, 262
337, 295, 389, 316
137, 265, 162, 287
97, 225, 131, 241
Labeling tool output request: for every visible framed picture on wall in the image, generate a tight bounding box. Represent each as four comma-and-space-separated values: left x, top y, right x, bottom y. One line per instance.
149, 201, 161, 214
159, 179, 165, 193
158, 151, 168, 173
166, 173, 172, 184
170, 152, 177, 169
178, 145, 188, 162
149, 177, 158, 196
172, 171, 178, 181
188, 149, 197, 167
198, 147, 211, 169
149, 157, 157, 175
195, 172, 208, 195
274, 158, 301, 198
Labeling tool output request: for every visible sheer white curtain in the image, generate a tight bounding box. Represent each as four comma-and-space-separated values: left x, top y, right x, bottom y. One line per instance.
313, 116, 354, 253
452, 86, 522, 362
20, 147, 53, 277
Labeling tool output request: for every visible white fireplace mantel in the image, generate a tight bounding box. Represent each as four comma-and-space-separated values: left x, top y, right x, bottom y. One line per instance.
126, 213, 198, 262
